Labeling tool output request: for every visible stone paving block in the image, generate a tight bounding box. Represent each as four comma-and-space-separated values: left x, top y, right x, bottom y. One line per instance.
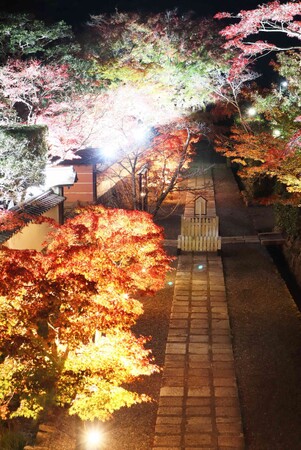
212, 313, 228, 320
157, 407, 183, 416
187, 416, 212, 425
214, 386, 238, 398
188, 375, 210, 385
155, 424, 182, 434
181, 448, 216, 450
159, 397, 183, 406
164, 368, 185, 377
188, 368, 210, 377
186, 397, 211, 406
189, 360, 211, 369
188, 387, 211, 397
189, 328, 209, 336
165, 343, 187, 354
152, 447, 181, 450
215, 406, 242, 418
153, 435, 182, 446
188, 344, 209, 354
162, 377, 185, 387
169, 320, 189, 328
187, 378, 210, 389
211, 330, 232, 338
167, 336, 187, 343
215, 397, 241, 407
191, 313, 209, 319
172, 305, 190, 312
186, 422, 213, 433
186, 406, 212, 416
212, 335, 232, 344
212, 319, 230, 329
170, 312, 189, 319
217, 435, 245, 448
191, 319, 209, 328
212, 361, 235, 370
189, 335, 209, 343
167, 329, 188, 337
160, 387, 184, 397
213, 378, 237, 387
156, 416, 182, 425
164, 354, 185, 367
212, 354, 234, 363
216, 421, 243, 434
184, 433, 212, 446
212, 349, 234, 357
212, 343, 233, 350
189, 354, 210, 363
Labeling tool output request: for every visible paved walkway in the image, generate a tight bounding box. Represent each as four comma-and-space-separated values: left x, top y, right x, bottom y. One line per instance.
152, 172, 244, 450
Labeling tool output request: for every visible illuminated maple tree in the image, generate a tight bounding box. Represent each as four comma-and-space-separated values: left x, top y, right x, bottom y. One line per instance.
87, 10, 225, 111
0, 13, 77, 64
214, 2, 301, 201
215, 1, 301, 73
98, 121, 201, 214
0, 125, 48, 208
0, 205, 171, 421
0, 59, 71, 124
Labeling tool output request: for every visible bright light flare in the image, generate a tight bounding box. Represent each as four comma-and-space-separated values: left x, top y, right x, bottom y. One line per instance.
84, 428, 103, 448
272, 129, 281, 138
132, 125, 149, 144
99, 142, 120, 160
247, 107, 257, 117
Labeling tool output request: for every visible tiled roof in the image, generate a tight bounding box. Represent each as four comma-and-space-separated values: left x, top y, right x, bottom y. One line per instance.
0, 190, 65, 244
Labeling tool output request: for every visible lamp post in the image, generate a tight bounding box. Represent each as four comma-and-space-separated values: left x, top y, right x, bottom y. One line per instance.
280, 80, 288, 93
138, 163, 149, 211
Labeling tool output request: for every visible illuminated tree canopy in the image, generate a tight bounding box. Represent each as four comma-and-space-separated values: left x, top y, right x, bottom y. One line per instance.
214, 1, 301, 202
0, 206, 171, 421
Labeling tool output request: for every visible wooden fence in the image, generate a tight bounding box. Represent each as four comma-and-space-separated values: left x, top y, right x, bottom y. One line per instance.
178, 216, 221, 253
181, 216, 219, 236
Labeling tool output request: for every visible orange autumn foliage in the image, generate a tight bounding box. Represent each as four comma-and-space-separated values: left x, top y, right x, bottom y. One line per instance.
0, 205, 172, 421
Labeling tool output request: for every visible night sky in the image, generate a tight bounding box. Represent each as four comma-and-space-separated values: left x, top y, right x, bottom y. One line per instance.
2, 0, 265, 25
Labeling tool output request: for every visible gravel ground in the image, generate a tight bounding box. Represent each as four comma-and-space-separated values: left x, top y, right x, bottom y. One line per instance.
214, 164, 301, 450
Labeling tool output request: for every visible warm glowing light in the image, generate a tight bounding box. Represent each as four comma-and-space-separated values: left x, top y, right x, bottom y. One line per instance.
99, 142, 120, 159
85, 428, 103, 448
247, 107, 257, 117
272, 129, 281, 138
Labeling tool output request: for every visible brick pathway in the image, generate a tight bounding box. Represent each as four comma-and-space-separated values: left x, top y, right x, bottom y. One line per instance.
152, 172, 245, 450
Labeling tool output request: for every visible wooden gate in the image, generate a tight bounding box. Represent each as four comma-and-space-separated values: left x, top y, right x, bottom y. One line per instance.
178, 216, 221, 253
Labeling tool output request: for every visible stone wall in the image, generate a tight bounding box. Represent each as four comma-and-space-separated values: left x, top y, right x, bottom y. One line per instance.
283, 236, 301, 288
